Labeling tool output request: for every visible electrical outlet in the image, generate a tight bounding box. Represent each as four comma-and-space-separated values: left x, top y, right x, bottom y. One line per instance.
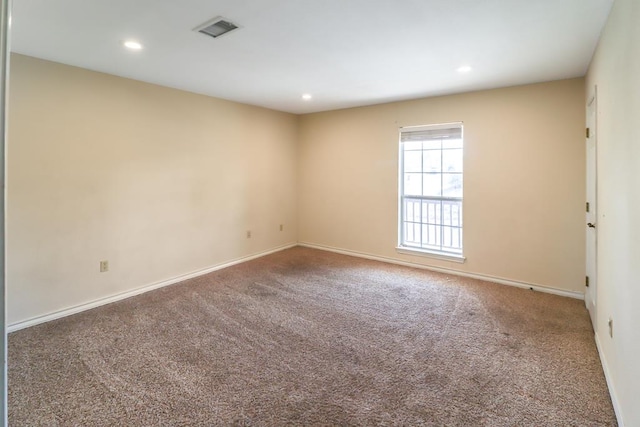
279, 224, 284, 231
246, 230, 251, 238
100, 260, 109, 273
608, 317, 613, 338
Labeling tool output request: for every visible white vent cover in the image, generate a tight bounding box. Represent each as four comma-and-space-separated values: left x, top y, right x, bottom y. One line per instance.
195, 17, 239, 39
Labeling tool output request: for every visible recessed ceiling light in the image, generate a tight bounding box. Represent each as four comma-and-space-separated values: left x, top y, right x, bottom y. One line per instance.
302, 94, 312, 100
124, 40, 143, 50
457, 65, 472, 73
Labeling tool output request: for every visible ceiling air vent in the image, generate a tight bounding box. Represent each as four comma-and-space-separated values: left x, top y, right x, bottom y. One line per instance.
195, 17, 239, 39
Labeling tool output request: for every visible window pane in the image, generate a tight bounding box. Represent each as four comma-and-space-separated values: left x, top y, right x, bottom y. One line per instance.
423, 150, 441, 172
422, 173, 441, 197
403, 200, 411, 221
403, 141, 423, 151
421, 200, 440, 225
404, 173, 422, 196
442, 137, 463, 149
404, 150, 422, 173
422, 224, 440, 246
441, 226, 458, 248
442, 226, 462, 251
422, 139, 441, 150
442, 202, 462, 225
442, 202, 452, 226
405, 222, 421, 245
453, 203, 462, 227
442, 227, 462, 252
404, 199, 422, 222
443, 173, 462, 197
442, 148, 463, 172
442, 202, 462, 226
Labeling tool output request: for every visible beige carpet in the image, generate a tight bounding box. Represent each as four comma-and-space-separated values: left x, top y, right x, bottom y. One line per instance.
9, 247, 616, 426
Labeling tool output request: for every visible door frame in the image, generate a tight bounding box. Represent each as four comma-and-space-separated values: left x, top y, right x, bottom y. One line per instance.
0, 0, 9, 425
585, 87, 598, 330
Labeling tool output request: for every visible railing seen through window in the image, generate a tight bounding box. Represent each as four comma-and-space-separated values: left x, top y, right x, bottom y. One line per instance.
399, 123, 463, 256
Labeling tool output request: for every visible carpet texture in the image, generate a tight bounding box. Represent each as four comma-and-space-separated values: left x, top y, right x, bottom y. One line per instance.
9, 247, 616, 426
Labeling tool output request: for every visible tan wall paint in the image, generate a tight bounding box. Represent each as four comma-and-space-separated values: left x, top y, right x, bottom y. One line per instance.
586, 0, 640, 424
7, 54, 298, 325
298, 79, 586, 293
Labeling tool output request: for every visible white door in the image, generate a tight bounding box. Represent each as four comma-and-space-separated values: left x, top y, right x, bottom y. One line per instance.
585, 92, 597, 329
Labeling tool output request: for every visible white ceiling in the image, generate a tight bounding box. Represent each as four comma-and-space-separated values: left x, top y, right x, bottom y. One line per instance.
11, 0, 613, 114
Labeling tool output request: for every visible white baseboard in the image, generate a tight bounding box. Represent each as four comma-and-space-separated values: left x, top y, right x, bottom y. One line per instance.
8, 243, 297, 333
298, 242, 584, 300
595, 332, 624, 426
9, 241, 584, 332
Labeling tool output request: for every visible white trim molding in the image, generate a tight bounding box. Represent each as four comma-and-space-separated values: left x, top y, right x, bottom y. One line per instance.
396, 247, 466, 263
595, 333, 625, 426
8, 243, 297, 333
9, 241, 585, 333
300, 242, 584, 300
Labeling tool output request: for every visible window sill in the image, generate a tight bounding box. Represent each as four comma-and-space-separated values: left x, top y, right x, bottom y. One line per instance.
396, 247, 466, 263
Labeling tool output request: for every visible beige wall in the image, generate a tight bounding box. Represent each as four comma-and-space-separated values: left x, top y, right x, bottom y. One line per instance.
7, 56, 588, 323
586, 0, 640, 424
7, 54, 298, 325
298, 79, 586, 293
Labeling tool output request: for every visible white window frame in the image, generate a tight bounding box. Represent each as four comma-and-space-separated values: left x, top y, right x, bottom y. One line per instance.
397, 122, 465, 263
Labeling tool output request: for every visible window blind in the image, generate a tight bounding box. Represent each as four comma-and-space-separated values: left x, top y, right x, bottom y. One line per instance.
400, 123, 462, 141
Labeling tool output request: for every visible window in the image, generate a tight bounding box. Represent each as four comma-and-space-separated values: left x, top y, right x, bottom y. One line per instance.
398, 122, 464, 259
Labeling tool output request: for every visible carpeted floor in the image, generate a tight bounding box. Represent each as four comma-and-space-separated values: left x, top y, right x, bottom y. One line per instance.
9, 247, 616, 426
